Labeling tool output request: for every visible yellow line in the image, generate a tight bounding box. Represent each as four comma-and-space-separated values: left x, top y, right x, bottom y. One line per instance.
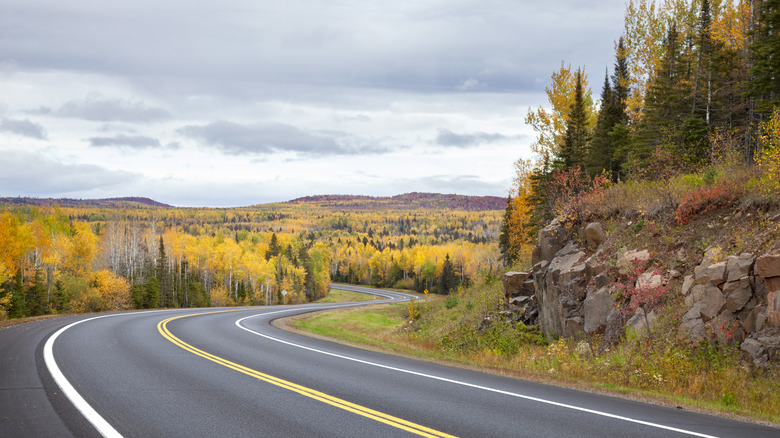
157, 311, 457, 438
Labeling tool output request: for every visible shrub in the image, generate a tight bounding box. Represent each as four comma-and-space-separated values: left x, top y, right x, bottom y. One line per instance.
444, 295, 458, 309
674, 183, 736, 225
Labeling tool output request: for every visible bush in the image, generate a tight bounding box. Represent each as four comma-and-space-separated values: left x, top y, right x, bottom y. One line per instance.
674, 183, 736, 225
444, 295, 458, 309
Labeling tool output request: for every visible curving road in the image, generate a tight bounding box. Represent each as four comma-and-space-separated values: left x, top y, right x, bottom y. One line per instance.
0, 284, 777, 437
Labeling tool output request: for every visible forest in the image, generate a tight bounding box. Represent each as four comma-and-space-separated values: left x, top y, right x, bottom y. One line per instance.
0, 194, 502, 319
500, 0, 780, 263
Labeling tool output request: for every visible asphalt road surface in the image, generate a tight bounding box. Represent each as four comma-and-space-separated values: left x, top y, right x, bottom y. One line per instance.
1, 284, 777, 437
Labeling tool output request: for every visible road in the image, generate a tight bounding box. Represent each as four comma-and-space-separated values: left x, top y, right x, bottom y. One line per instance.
0, 284, 777, 437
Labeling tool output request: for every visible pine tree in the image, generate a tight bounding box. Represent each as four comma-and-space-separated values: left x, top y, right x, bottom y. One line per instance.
266, 233, 281, 261
438, 254, 456, 294
144, 275, 160, 308
587, 71, 616, 177
498, 196, 515, 266
747, 0, 780, 114
156, 235, 172, 307
629, 22, 693, 172
559, 69, 590, 170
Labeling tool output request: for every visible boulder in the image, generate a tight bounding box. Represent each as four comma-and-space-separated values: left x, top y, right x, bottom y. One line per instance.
636, 269, 664, 291
584, 249, 608, 279
743, 306, 762, 334
699, 285, 726, 319
502, 270, 533, 301
681, 275, 694, 296
583, 287, 614, 333
680, 303, 705, 341
617, 249, 650, 273
726, 254, 754, 282
584, 222, 605, 249
547, 242, 585, 282
693, 264, 710, 285
741, 338, 767, 367
627, 308, 657, 336
684, 284, 706, 307
724, 277, 753, 313
590, 272, 611, 289
756, 253, 780, 279
705, 261, 728, 286
532, 219, 567, 266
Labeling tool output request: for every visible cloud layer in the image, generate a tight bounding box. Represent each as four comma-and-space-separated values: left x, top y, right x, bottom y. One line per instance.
0, 0, 627, 206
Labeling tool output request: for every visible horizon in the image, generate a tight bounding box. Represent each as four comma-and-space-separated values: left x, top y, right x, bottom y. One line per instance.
0, 0, 626, 207
1, 191, 509, 209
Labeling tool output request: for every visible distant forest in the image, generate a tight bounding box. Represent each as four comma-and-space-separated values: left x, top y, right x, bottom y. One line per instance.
0, 194, 502, 319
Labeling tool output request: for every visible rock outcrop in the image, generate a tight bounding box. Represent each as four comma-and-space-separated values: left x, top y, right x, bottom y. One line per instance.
500, 217, 780, 370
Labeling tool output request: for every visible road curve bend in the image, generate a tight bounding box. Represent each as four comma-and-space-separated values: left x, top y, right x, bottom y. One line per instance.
0, 285, 777, 437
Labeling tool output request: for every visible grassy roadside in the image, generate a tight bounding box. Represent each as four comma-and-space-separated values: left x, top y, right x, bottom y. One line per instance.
281, 289, 780, 427
313, 288, 379, 303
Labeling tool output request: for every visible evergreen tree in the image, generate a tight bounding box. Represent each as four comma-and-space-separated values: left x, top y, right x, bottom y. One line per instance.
156, 235, 172, 307
629, 22, 694, 172
559, 69, 590, 170
26, 268, 47, 316
266, 233, 281, 261
747, 0, 780, 114
498, 196, 515, 266
587, 71, 618, 177
7, 270, 25, 319
438, 254, 456, 294
144, 275, 160, 309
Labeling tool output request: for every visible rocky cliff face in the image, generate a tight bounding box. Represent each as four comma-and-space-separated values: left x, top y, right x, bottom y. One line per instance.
502, 219, 780, 369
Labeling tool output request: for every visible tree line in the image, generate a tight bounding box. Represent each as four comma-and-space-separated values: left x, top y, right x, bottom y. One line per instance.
501, 0, 780, 265
0, 203, 501, 319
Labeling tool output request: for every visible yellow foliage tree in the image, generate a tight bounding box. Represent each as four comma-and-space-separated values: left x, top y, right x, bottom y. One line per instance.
759, 107, 780, 193
622, 0, 700, 124
210, 285, 233, 307
507, 159, 535, 262
67, 222, 97, 276
525, 62, 595, 167
92, 269, 131, 311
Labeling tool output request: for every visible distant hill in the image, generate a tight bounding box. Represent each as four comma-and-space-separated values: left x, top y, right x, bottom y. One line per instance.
287, 192, 506, 211
0, 197, 172, 208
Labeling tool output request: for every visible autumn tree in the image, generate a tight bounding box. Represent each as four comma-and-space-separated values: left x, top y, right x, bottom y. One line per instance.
526, 62, 596, 167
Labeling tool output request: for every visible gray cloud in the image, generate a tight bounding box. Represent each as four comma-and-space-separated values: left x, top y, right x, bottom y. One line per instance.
1, 1, 625, 95
178, 120, 388, 156
0, 150, 139, 195
436, 129, 512, 148
36, 95, 171, 123
413, 174, 507, 195
87, 134, 161, 149
0, 117, 48, 140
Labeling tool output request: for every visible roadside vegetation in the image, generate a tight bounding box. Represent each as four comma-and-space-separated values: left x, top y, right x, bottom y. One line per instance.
290, 260, 780, 423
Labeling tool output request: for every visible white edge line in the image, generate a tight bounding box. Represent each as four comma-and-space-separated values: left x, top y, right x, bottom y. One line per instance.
43, 314, 125, 438
236, 304, 719, 438
43, 309, 173, 438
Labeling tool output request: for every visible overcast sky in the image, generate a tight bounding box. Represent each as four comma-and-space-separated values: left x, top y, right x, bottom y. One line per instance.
0, 0, 626, 207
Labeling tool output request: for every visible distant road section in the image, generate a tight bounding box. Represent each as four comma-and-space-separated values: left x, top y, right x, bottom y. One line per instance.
1, 285, 777, 437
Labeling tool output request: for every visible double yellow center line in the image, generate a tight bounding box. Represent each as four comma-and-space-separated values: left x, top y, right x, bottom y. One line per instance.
158, 311, 456, 438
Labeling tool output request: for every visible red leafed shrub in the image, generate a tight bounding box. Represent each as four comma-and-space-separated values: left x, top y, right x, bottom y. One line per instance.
674, 183, 736, 225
